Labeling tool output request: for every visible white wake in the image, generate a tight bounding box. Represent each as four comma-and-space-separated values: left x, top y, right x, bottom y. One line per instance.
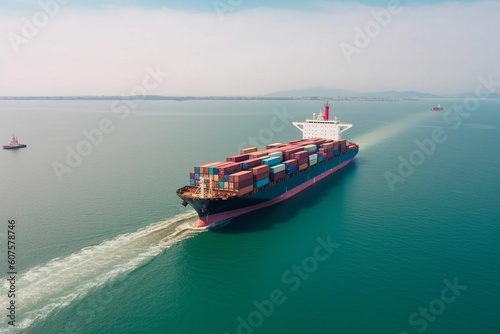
0, 211, 204, 331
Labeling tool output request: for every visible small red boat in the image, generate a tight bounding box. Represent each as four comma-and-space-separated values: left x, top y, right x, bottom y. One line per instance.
3, 134, 27, 149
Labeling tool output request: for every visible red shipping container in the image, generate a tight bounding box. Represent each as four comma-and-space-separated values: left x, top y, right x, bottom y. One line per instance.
250, 164, 269, 175
253, 172, 269, 182
234, 178, 253, 189
229, 171, 253, 182
226, 154, 250, 163
283, 159, 298, 167
240, 147, 258, 154
249, 151, 269, 159
218, 162, 242, 175
241, 158, 262, 169
237, 185, 254, 196
270, 170, 286, 182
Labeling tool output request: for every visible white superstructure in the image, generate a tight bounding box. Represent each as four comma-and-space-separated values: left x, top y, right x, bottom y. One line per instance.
293, 102, 352, 141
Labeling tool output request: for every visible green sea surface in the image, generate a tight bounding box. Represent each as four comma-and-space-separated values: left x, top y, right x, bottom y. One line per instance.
0, 99, 498, 334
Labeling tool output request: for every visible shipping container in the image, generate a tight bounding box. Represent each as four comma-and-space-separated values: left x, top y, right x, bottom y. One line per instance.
249, 151, 269, 159
270, 170, 286, 182
254, 177, 270, 188
253, 172, 269, 182
240, 147, 258, 154
283, 159, 298, 168
291, 151, 308, 160
299, 163, 308, 171
333, 149, 340, 156
286, 165, 298, 175
318, 154, 323, 163
226, 154, 250, 163
303, 144, 317, 154
266, 143, 283, 149
241, 158, 262, 170
237, 185, 254, 196
262, 156, 282, 167
270, 163, 286, 173
229, 170, 253, 182
309, 159, 317, 166
268, 151, 283, 160
218, 162, 242, 175
234, 178, 253, 189
250, 164, 269, 175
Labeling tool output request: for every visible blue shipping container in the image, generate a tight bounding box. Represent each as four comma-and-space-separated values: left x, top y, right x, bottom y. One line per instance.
219, 181, 224, 188
286, 166, 298, 175
318, 155, 323, 162
262, 156, 281, 167
254, 178, 270, 188
224, 174, 229, 182
195, 173, 200, 180
190, 179, 195, 186
334, 149, 339, 156
194, 167, 200, 173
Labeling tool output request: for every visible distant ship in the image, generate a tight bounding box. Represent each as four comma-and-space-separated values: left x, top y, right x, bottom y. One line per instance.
431, 104, 444, 111
176, 102, 359, 229
3, 134, 27, 149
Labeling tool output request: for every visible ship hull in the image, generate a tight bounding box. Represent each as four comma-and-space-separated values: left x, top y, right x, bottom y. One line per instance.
180, 148, 358, 228
2, 145, 27, 149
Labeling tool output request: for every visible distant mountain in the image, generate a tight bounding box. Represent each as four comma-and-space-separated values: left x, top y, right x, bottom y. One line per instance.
449, 92, 500, 98
265, 87, 441, 99
265, 87, 357, 97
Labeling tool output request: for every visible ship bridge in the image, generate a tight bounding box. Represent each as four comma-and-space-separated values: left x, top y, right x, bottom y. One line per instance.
292, 102, 352, 141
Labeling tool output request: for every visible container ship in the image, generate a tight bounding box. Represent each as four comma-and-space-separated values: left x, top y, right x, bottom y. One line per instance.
177, 102, 359, 228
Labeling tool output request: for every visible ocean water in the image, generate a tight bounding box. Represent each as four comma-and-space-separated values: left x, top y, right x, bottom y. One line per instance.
0, 99, 499, 334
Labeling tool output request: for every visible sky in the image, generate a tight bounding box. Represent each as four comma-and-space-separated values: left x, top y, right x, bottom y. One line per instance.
0, 0, 499, 96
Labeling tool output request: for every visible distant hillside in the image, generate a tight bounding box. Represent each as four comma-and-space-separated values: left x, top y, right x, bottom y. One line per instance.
265, 87, 357, 97
265, 87, 441, 99
449, 92, 500, 98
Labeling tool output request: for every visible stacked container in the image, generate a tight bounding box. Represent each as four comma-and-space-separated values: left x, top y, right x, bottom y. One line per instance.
226, 154, 250, 162
229, 171, 254, 195
250, 165, 270, 188
241, 158, 262, 170
240, 147, 258, 154
261, 156, 281, 167
269, 163, 286, 181
283, 159, 298, 175
309, 153, 318, 166
303, 144, 317, 154
339, 140, 347, 153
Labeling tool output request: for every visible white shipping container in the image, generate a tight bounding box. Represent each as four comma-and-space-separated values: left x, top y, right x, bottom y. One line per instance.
308, 153, 318, 161
269, 151, 283, 159
270, 163, 286, 173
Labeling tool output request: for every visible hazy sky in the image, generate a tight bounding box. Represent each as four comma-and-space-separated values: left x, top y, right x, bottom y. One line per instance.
0, 0, 499, 96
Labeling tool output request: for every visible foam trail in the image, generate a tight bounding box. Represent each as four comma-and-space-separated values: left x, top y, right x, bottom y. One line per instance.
0, 211, 204, 332
353, 111, 434, 150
